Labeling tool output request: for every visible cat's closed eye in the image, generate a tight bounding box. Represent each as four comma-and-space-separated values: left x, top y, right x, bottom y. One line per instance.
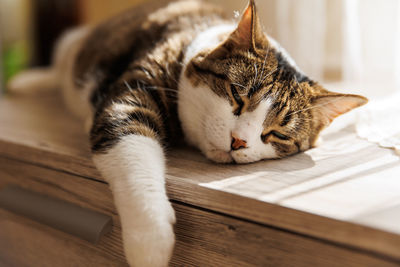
261, 130, 290, 142
271, 130, 290, 140
230, 84, 244, 116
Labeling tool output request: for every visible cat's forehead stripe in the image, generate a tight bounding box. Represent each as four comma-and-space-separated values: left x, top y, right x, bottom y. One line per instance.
280, 111, 292, 127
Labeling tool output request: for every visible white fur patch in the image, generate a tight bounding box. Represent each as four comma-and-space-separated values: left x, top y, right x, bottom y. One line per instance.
183, 24, 235, 65
179, 24, 236, 159
93, 135, 175, 267
178, 78, 235, 157
231, 99, 277, 163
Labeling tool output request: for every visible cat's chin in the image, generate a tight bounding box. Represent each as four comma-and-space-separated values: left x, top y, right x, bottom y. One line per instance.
204, 149, 267, 164
205, 149, 234, 164
231, 151, 262, 164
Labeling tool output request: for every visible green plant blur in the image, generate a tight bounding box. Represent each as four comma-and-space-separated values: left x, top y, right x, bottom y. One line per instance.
2, 42, 28, 87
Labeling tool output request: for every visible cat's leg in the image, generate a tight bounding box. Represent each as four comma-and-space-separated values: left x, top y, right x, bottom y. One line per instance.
90, 95, 175, 267
93, 136, 175, 267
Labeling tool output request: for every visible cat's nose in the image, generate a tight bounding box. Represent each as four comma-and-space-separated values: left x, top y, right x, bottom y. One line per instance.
231, 134, 247, 151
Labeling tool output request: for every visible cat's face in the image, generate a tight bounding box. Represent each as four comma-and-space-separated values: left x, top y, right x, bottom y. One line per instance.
178, 0, 367, 164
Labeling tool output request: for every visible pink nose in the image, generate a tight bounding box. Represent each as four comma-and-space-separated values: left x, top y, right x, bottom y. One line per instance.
231, 134, 247, 151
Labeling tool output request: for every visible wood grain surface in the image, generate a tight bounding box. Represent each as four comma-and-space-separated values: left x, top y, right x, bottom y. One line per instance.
0, 157, 398, 266
0, 92, 400, 263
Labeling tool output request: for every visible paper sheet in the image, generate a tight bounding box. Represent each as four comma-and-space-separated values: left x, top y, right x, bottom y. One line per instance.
356, 93, 400, 156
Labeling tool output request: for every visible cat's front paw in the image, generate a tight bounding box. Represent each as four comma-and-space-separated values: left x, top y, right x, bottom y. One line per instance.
123, 203, 176, 267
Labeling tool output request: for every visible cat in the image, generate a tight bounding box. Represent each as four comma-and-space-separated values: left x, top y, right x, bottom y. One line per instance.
8, 0, 368, 266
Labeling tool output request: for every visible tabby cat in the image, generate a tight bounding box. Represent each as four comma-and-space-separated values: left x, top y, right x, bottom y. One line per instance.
9, 0, 367, 266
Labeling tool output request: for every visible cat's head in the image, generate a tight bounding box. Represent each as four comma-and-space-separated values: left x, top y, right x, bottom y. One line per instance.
178, 0, 367, 164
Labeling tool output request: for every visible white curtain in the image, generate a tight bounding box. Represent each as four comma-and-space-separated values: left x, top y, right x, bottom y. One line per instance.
275, 0, 326, 81
343, 0, 400, 97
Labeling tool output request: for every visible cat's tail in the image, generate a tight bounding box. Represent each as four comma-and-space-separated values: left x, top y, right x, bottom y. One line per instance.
7, 27, 89, 95
7, 67, 59, 94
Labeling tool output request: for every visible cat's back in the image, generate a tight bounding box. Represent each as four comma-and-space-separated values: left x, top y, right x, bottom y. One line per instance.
73, 0, 226, 89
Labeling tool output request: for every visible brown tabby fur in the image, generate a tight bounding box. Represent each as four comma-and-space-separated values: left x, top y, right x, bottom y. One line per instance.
75, 0, 227, 152
76, 0, 367, 158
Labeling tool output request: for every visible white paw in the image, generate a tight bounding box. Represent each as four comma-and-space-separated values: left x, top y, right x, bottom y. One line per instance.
123, 202, 176, 267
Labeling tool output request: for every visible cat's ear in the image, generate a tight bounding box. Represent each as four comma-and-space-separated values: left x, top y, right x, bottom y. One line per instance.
312, 93, 368, 125
227, 0, 268, 51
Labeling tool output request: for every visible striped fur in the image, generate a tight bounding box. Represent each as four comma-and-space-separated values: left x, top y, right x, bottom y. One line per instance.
73, 0, 227, 154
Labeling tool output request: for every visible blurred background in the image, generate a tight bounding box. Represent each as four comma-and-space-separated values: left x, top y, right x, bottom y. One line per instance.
0, 0, 399, 98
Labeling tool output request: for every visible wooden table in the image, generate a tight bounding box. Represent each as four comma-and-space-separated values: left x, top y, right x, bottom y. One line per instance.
0, 92, 399, 266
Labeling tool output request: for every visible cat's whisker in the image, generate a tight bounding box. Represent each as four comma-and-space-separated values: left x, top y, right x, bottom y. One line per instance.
259, 67, 278, 84
136, 80, 142, 91
231, 82, 247, 90
293, 75, 304, 93
165, 62, 179, 85
253, 82, 278, 106
152, 59, 179, 86
125, 80, 179, 101
124, 80, 134, 91
163, 61, 182, 87
141, 67, 155, 80
258, 46, 271, 82
145, 85, 179, 94
253, 63, 259, 84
